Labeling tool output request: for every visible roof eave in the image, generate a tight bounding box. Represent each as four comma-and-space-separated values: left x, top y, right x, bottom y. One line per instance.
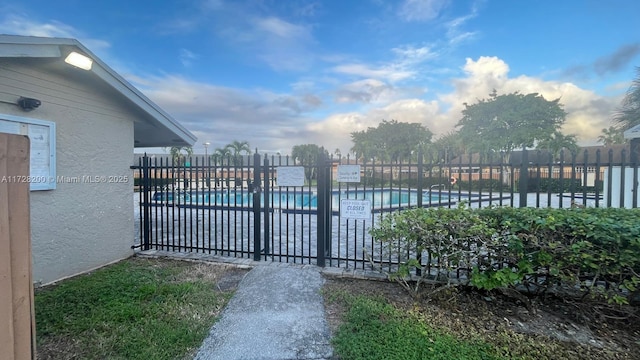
0, 35, 197, 147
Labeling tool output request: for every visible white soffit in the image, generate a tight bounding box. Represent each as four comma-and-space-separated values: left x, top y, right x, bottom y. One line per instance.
624, 124, 640, 140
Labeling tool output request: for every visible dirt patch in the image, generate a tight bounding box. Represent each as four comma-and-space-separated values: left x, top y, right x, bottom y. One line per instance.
323, 277, 640, 360
171, 261, 249, 291
215, 268, 249, 291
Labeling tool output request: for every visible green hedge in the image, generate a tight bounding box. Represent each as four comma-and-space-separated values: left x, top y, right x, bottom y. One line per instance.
358, 176, 511, 192
370, 206, 640, 304
133, 177, 173, 188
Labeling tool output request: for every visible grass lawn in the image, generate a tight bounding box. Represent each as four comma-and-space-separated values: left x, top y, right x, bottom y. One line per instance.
35, 257, 246, 360
329, 293, 500, 360
324, 278, 638, 360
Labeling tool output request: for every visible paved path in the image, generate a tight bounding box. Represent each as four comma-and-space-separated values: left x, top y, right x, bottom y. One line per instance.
194, 264, 334, 360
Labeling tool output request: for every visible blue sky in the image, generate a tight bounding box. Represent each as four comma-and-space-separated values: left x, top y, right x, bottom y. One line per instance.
2, 0, 640, 155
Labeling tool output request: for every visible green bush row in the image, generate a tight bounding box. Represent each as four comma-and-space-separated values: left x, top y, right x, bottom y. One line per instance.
370, 206, 640, 304
133, 177, 173, 188
519, 178, 603, 193
358, 176, 511, 192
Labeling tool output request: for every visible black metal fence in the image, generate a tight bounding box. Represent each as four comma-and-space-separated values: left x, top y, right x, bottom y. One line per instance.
132, 145, 640, 270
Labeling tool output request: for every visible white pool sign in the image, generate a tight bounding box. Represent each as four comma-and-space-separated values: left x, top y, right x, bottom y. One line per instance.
340, 199, 371, 220
336, 165, 361, 183
276, 166, 305, 187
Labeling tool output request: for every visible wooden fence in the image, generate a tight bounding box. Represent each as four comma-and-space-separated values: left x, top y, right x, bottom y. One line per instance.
0, 133, 35, 360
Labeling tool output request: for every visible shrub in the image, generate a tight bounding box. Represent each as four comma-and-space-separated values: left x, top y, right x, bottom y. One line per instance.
523, 177, 584, 192
369, 206, 640, 304
134, 177, 173, 188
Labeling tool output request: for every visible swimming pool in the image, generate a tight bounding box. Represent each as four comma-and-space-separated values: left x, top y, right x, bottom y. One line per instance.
152, 188, 454, 209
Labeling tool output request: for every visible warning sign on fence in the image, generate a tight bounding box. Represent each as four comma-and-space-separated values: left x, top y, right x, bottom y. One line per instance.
337, 165, 361, 183
340, 199, 371, 220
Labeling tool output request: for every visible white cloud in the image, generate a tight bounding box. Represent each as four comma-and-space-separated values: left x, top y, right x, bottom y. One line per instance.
132, 55, 618, 154
334, 79, 394, 104
392, 45, 436, 64
306, 56, 619, 153
305, 98, 443, 154
256, 17, 309, 39
0, 14, 74, 37
437, 56, 618, 143
218, 15, 315, 72
332, 63, 414, 82
131, 75, 321, 150
0, 14, 110, 52
331, 45, 434, 84
328, 41, 444, 93
179, 49, 197, 67
444, 7, 479, 45
398, 0, 450, 22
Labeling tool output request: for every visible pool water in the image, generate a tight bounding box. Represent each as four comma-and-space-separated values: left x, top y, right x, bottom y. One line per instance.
152, 188, 451, 209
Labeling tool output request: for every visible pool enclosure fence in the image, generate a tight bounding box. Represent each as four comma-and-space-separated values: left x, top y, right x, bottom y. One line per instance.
132, 145, 640, 274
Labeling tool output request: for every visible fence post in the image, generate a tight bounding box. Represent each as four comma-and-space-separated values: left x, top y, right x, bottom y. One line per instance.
316, 151, 327, 267
263, 156, 270, 256
253, 152, 262, 261
142, 154, 151, 250
416, 150, 423, 276
518, 149, 529, 207
324, 155, 333, 260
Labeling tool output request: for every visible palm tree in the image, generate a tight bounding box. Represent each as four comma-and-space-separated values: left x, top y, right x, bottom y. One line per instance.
614, 67, 640, 131
226, 140, 251, 155
598, 126, 626, 145
169, 146, 193, 166
536, 131, 578, 161
225, 140, 251, 166
536, 132, 578, 180
168, 146, 193, 189
211, 147, 232, 165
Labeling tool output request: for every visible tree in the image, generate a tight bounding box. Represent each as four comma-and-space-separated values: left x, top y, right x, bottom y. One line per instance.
428, 131, 466, 163
291, 144, 329, 182
168, 146, 193, 189
168, 146, 193, 165
598, 126, 626, 146
224, 140, 251, 166
456, 91, 567, 154
536, 131, 578, 160
211, 147, 231, 164
614, 67, 640, 131
350, 120, 433, 162
226, 140, 251, 156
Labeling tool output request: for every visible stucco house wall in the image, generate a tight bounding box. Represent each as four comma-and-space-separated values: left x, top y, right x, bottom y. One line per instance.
0, 35, 196, 285
0, 58, 138, 285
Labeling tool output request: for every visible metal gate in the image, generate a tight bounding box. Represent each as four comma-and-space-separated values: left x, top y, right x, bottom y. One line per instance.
133, 152, 335, 266
133, 147, 640, 269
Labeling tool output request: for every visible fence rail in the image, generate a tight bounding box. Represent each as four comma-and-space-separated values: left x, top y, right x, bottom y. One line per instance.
132, 147, 640, 272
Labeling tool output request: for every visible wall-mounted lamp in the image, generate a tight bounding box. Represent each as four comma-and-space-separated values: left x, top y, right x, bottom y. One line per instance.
17, 97, 41, 111
64, 51, 93, 70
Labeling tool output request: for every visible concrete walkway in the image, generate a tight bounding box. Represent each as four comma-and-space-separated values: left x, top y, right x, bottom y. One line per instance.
194, 263, 334, 360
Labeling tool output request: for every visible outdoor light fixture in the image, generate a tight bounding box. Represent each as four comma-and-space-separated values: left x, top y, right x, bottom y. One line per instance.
17, 97, 41, 111
64, 51, 93, 70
